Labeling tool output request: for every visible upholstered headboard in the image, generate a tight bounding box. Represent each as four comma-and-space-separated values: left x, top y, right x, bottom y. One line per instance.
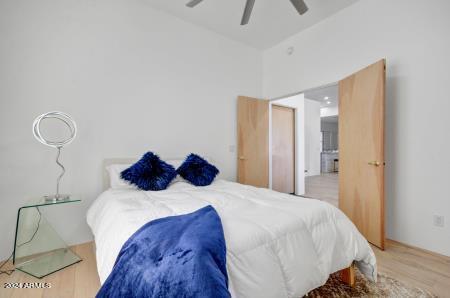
102, 158, 137, 190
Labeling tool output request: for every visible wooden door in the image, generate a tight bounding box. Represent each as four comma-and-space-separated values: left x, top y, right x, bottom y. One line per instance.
272, 105, 295, 194
237, 96, 269, 187
339, 59, 385, 249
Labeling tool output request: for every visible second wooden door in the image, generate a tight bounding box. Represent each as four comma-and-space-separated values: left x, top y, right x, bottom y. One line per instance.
272, 105, 295, 194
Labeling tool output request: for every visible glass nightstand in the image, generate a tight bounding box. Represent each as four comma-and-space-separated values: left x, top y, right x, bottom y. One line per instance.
13, 197, 82, 278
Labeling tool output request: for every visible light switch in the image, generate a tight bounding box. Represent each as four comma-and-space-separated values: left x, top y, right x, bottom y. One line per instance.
433, 215, 444, 227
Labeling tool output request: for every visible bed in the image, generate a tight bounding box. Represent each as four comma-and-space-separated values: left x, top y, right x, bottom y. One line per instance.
87, 159, 377, 297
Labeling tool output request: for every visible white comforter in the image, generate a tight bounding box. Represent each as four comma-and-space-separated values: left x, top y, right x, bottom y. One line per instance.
87, 180, 376, 298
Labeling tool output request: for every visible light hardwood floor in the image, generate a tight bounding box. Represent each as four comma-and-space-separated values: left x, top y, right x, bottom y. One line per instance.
372, 240, 450, 297
1, 240, 449, 297
0, 243, 99, 298
304, 173, 339, 207
304, 172, 450, 296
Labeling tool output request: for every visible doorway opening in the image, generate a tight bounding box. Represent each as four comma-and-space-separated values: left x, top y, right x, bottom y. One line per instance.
269, 84, 339, 206
304, 84, 339, 207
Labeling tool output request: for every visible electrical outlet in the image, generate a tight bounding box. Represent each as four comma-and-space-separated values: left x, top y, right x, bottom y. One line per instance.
433, 215, 445, 227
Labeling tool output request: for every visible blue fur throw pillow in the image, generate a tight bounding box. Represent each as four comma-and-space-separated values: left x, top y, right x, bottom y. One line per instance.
177, 154, 219, 186
121, 152, 177, 191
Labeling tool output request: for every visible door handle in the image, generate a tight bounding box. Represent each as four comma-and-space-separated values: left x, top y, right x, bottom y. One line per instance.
368, 161, 381, 167
239, 156, 246, 160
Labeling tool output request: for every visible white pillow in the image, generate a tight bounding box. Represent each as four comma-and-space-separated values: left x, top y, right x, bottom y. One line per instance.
106, 164, 134, 189
106, 159, 186, 189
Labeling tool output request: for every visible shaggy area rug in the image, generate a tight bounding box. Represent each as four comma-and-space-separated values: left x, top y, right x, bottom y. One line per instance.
306, 268, 437, 297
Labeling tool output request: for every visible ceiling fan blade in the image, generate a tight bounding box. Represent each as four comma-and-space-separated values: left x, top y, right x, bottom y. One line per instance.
241, 0, 256, 25
186, 0, 204, 8
289, 0, 308, 15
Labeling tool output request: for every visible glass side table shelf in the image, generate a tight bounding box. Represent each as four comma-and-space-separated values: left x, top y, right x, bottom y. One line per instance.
13, 197, 82, 278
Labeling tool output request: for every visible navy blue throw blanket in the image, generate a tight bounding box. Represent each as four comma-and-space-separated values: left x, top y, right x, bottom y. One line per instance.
96, 206, 230, 298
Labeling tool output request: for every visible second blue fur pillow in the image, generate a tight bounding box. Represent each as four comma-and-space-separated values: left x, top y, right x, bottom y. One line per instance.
121, 152, 177, 191
177, 154, 219, 186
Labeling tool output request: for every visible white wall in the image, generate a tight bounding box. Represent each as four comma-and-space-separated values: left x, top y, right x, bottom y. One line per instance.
270, 94, 305, 195
304, 99, 321, 176
0, 0, 262, 260
263, 0, 450, 256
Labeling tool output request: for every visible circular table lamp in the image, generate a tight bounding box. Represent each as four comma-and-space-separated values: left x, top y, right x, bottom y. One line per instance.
32, 111, 77, 201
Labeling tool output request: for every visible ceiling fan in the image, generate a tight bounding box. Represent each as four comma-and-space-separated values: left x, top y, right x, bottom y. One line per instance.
186, 0, 309, 25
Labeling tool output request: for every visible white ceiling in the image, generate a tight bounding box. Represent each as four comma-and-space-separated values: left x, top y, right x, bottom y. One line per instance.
146, 0, 360, 49
304, 84, 338, 108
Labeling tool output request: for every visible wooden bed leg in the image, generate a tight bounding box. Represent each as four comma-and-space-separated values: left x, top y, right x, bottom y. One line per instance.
340, 263, 356, 287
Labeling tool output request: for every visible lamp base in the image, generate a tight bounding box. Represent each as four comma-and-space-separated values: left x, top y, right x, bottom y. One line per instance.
44, 194, 71, 202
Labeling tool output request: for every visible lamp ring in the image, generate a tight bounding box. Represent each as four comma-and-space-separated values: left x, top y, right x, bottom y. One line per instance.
32, 111, 77, 148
